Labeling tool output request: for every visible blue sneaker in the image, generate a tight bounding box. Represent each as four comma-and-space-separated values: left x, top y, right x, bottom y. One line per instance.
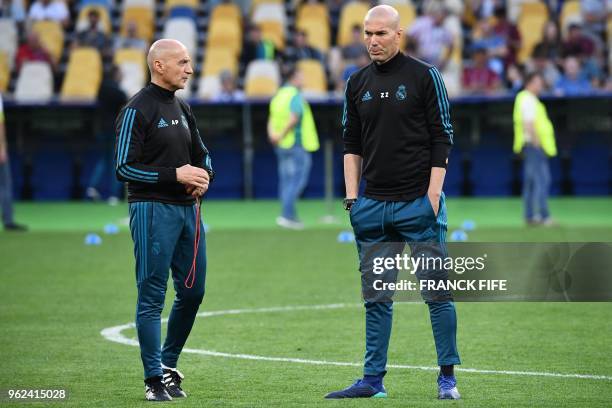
325, 379, 387, 399
437, 374, 460, 400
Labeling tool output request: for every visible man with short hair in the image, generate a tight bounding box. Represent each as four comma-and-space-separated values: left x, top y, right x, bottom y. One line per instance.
513, 72, 557, 226
115, 39, 214, 401
326, 5, 460, 400
267, 66, 319, 229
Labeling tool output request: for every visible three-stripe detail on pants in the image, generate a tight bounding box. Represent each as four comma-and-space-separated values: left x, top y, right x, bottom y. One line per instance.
131, 202, 149, 283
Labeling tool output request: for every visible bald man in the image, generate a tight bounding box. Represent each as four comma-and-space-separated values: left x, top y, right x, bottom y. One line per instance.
326, 6, 461, 400
114, 39, 214, 401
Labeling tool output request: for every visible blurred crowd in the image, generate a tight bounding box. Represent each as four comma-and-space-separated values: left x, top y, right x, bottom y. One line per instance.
0, 0, 610, 99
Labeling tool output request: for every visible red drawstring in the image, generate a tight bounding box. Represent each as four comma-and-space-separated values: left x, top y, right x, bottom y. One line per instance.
184, 197, 201, 289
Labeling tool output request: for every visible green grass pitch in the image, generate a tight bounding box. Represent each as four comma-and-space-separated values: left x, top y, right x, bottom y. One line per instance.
1, 198, 612, 407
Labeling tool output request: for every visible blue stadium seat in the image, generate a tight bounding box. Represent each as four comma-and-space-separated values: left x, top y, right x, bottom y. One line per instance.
169, 6, 197, 22
469, 147, 513, 196
79, 0, 112, 11
570, 146, 610, 195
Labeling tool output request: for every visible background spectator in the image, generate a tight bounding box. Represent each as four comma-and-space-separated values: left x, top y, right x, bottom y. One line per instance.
212, 70, 245, 102
73, 9, 111, 59
114, 21, 147, 52
0, 0, 26, 23
462, 46, 501, 94
526, 44, 561, 91
283, 29, 324, 65
407, 1, 454, 70
27, 0, 69, 28
535, 20, 563, 63
15, 30, 54, 72
554, 56, 593, 96
240, 25, 277, 67
341, 24, 367, 61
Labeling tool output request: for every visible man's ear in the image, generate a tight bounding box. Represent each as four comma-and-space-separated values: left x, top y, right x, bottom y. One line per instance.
154, 59, 164, 74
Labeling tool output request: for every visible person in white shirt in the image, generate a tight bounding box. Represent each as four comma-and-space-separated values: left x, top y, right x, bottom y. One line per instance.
27, 0, 69, 27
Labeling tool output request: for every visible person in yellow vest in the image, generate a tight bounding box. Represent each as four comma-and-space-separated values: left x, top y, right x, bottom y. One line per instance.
513, 72, 557, 226
267, 66, 320, 229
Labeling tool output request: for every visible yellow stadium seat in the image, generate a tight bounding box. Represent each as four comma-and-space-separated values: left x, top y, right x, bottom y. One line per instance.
114, 48, 147, 77
207, 18, 242, 57
245, 76, 278, 98
296, 17, 330, 52
297, 3, 328, 22
396, 3, 416, 30
76, 5, 111, 34
337, 1, 369, 46
560, 0, 580, 24
202, 47, 238, 77
211, 3, 242, 27
297, 59, 326, 94
517, 2, 549, 63
32, 20, 64, 63
61, 47, 102, 100
121, 6, 154, 42
165, 0, 198, 12
0, 51, 8, 92
259, 21, 285, 50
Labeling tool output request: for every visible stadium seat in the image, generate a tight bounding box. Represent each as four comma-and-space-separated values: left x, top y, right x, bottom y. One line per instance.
79, 0, 113, 11
207, 18, 242, 57
570, 146, 610, 195
168, 6, 197, 21
244, 60, 280, 98
114, 47, 147, 77
258, 21, 285, 50
210, 2, 241, 27
517, 1, 549, 63
123, 0, 154, 8
202, 47, 238, 77
32, 21, 64, 63
121, 6, 154, 42
0, 18, 18, 69
253, 4, 286, 50
297, 59, 327, 97
296, 18, 330, 52
250, 0, 282, 16
163, 17, 197, 58
14, 62, 54, 102
0, 51, 8, 92
165, 0, 198, 13
337, 1, 370, 46
560, 0, 581, 31
61, 48, 102, 101
297, 2, 328, 22
75, 5, 111, 34
118, 62, 145, 97
197, 75, 221, 100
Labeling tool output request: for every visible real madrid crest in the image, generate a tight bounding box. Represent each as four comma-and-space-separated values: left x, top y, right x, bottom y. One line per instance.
395, 84, 406, 101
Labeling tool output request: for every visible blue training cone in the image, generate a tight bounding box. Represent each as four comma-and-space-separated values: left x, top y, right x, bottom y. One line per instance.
84, 233, 102, 245
450, 229, 468, 242
103, 223, 119, 234
461, 220, 476, 231
337, 230, 355, 243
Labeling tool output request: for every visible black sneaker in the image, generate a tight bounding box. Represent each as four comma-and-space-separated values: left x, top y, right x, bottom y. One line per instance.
4, 223, 28, 232
163, 368, 187, 398
144, 376, 172, 402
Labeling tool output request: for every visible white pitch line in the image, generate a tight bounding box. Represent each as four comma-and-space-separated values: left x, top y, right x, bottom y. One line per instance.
100, 303, 612, 382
